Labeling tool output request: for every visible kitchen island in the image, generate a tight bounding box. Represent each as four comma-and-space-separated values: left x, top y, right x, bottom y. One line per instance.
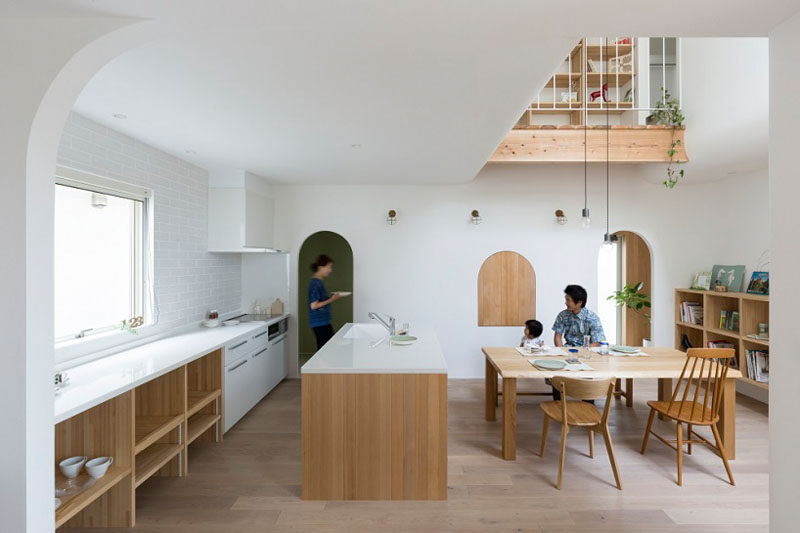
301, 323, 448, 500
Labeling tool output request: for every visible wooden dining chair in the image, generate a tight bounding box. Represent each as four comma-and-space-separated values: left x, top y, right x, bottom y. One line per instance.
539, 376, 621, 490
640, 348, 735, 486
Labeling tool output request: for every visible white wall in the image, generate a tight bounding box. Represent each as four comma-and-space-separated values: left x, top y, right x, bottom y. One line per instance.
769, 12, 800, 533
56, 112, 242, 364
241, 253, 291, 313
274, 163, 768, 379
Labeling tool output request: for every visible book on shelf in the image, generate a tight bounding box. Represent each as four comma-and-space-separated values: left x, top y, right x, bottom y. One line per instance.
745, 349, 769, 383
708, 340, 737, 369
718, 310, 739, 332
587, 59, 597, 72
679, 301, 703, 325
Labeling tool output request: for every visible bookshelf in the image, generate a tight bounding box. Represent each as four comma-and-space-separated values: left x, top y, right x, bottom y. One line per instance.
521, 37, 638, 126
675, 289, 769, 392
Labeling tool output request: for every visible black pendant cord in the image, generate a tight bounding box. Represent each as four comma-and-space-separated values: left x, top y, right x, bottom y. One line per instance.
605, 36, 610, 237
584, 106, 588, 211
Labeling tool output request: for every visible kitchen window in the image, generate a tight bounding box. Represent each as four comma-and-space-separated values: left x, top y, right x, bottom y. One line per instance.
54, 167, 153, 344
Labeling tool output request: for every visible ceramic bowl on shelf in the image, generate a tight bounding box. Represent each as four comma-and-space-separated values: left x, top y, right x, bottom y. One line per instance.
59, 456, 87, 479
85, 456, 113, 479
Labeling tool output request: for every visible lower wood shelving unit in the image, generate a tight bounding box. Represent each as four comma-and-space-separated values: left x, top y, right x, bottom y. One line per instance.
56, 348, 224, 529
135, 443, 183, 488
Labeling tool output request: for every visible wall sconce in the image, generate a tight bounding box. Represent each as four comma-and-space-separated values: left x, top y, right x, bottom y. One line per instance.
470, 210, 482, 225
386, 209, 397, 225
554, 209, 568, 225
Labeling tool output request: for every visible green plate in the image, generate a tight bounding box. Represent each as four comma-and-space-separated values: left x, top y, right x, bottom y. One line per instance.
391, 335, 418, 345
532, 359, 567, 370
610, 344, 640, 353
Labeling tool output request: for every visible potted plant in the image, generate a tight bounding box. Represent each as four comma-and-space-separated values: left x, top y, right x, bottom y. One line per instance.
608, 282, 652, 345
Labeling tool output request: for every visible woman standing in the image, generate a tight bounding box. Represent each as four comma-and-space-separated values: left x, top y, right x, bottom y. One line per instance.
308, 254, 342, 350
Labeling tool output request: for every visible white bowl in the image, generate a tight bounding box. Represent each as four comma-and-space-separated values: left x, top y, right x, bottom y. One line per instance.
85, 456, 113, 479
202, 319, 220, 328
59, 456, 87, 479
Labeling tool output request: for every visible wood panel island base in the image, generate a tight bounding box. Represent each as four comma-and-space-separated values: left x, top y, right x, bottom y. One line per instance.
301, 324, 448, 500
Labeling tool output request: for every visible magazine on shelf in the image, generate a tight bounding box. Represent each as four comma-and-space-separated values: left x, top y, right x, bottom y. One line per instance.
708, 340, 737, 369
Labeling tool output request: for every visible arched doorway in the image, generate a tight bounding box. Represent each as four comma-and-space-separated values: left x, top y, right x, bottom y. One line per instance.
478, 251, 536, 326
597, 231, 652, 345
297, 231, 354, 367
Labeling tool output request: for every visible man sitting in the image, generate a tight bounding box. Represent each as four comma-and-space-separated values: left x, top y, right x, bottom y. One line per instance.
550, 284, 606, 400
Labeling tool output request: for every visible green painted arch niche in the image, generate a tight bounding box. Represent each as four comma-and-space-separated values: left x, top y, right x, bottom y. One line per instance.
297, 231, 354, 360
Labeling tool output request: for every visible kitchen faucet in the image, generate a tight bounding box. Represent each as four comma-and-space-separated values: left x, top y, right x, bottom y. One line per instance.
368, 312, 396, 335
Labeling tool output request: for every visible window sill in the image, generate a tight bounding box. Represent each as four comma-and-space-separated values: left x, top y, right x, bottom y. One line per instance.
55, 324, 156, 369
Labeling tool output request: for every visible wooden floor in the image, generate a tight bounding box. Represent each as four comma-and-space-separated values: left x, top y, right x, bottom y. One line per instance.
63, 378, 768, 532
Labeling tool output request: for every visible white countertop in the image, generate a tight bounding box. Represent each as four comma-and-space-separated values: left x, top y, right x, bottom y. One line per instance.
301, 323, 447, 374
54, 315, 288, 423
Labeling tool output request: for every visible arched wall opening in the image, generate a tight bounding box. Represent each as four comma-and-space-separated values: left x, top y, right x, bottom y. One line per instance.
297, 231, 354, 368
597, 230, 653, 346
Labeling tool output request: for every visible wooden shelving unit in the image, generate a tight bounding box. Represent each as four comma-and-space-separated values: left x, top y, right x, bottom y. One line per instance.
56, 348, 225, 529
523, 37, 637, 126
675, 289, 769, 392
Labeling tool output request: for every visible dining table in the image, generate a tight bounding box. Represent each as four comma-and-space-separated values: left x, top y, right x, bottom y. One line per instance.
483, 346, 743, 460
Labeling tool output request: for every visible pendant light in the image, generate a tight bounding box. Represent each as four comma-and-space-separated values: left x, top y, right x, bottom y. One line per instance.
602, 36, 617, 247
581, 87, 591, 228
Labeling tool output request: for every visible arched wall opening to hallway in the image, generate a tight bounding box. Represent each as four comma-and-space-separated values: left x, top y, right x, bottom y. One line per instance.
297, 231, 354, 368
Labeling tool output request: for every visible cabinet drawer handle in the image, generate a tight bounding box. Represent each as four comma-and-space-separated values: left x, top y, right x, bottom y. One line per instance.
254, 331, 267, 339
229, 340, 248, 350
227, 359, 248, 372
253, 348, 268, 358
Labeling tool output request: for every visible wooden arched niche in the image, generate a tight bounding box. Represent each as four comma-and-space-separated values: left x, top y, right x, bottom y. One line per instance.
478, 251, 536, 326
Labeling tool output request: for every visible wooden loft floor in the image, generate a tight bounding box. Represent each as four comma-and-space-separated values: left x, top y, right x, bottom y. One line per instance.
490, 125, 688, 163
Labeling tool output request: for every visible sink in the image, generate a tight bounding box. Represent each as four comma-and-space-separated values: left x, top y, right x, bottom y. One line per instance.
343, 323, 387, 340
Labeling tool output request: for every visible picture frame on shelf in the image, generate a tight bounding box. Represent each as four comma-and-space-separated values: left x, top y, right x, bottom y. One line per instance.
690, 271, 712, 291
711, 264, 746, 292
747, 271, 769, 295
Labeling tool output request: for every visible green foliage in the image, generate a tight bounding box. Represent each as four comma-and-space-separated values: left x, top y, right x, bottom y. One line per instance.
650, 89, 685, 189
607, 282, 651, 324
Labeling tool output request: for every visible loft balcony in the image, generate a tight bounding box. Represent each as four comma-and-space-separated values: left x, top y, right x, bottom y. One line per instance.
492, 37, 688, 164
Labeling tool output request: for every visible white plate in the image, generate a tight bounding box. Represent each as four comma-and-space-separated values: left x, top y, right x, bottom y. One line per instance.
222, 319, 240, 326
335, 291, 353, 297
390, 335, 418, 345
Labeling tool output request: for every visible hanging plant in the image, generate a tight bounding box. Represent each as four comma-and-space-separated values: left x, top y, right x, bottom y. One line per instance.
608, 282, 651, 324
649, 89, 685, 189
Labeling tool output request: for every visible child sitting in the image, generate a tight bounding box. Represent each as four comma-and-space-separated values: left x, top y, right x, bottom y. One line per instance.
520, 319, 544, 348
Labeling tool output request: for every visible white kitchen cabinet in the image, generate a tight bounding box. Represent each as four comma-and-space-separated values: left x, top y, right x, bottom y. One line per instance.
268, 335, 288, 391
224, 356, 252, 432
208, 187, 275, 252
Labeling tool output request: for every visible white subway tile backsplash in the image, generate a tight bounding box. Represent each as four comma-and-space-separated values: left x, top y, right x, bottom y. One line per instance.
58, 112, 241, 331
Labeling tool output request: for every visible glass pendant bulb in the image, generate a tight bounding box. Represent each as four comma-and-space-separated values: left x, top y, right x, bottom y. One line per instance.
581, 208, 591, 228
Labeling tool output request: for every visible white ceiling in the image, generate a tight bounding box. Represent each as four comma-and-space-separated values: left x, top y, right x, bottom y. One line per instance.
8, 1, 799, 184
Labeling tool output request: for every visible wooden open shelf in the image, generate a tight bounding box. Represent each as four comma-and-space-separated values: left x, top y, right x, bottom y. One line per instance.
586, 72, 633, 87
55, 467, 131, 528
187, 389, 221, 417
586, 43, 633, 60
135, 414, 184, 454
188, 413, 222, 445
134, 443, 182, 488
675, 289, 769, 395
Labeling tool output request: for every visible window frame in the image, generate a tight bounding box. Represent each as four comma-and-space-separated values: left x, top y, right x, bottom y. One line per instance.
53, 166, 154, 348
